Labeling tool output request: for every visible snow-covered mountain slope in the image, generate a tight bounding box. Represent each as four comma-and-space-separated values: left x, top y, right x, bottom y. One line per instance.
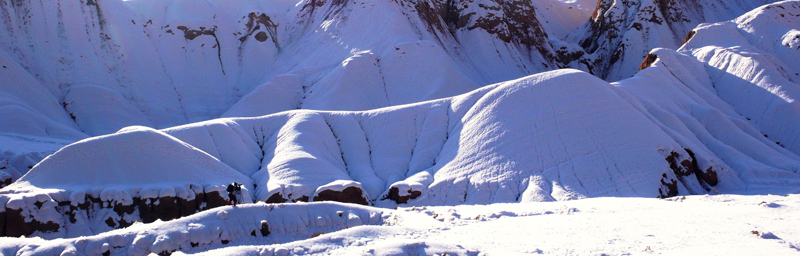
568, 0, 778, 81
678, 1, 800, 156
0, 0, 784, 178
0, 0, 593, 175
1, 1, 799, 254
2, 61, 798, 238
0, 0, 586, 135
1, 195, 798, 255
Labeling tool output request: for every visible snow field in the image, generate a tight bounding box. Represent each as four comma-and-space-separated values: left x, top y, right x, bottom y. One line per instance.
0, 201, 386, 255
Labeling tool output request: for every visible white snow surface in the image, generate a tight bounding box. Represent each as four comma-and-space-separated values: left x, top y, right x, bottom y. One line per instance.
568, 0, 780, 81
1, 195, 798, 255
6, 64, 799, 207
5, 0, 800, 205
0, 0, 591, 174
3, 126, 251, 192
0, 0, 800, 255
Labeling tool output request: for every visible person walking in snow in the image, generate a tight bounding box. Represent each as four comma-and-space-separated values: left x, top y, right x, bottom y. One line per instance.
227, 182, 238, 206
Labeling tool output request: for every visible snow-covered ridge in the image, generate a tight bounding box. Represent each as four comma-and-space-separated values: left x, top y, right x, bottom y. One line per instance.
567, 0, 778, 81
0, 1, 799, 254
0, 0, 592, 175
0, 0, 583, 137
0, 0, 783, 177
3, 54, 799, 237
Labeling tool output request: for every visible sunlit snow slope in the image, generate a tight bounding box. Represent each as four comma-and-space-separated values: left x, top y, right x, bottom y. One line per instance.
0, 0, 798, 252
0, 0, 595, 175
567, 0, 778, 81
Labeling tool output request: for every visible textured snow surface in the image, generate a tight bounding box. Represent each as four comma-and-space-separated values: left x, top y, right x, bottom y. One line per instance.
1, 195, 798, 255
5, 66, 799, 209
6, 126, 249, 191
568, 0, 779, 81
0, 0, 593, 174
0, 0, 799, 254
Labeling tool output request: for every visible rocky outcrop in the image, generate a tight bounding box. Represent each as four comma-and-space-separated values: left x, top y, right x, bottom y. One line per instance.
313, 186, 369, 205
382, 186, 422, 204
659, 149, 719, 198
0, 185, 232, 238
639, 53, 658, 71
571, 0, 775, 81
408, 0, 559, 67
239, 12, 280, 48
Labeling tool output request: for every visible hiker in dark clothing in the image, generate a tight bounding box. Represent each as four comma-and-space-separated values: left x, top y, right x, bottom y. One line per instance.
227, 182, 238, 206
235, 183, 243, 204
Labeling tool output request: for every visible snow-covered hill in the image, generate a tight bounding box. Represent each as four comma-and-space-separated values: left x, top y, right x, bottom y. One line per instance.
1, 0, 799, 254
568, 0, 778, 81
0, 0, 786, 176
0, 0, 595, 176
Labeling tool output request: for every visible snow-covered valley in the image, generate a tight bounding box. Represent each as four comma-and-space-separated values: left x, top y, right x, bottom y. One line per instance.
0, 0, 799, 255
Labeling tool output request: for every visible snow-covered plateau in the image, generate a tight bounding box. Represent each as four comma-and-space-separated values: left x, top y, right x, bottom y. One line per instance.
0, 0, 799, 255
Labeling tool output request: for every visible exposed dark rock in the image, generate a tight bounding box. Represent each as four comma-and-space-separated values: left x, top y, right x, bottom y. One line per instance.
555, 48, 586, 64
105, 217, 116, 228
682, 30, 696, 45
155, 196, 180, 222
382, 187, 422, 204
5, 208, 60, 237
313, 186, 369, 205
260, 220, 270, 236
177, 197, 199, 218
266, 193, 288, 204
410, 0, 558, 66
254, 31, 268, 42
137, 197, 158, 224
658, 173, 679, 198
683, 149, 718, 188
639, 53, 658, 71
267, 193, 309, 203
203, 191, 228, 210
239, 12, 279, 48
175, 26, 215, 40
663, 149, 719, 197
293, 195, 310, 203
0, 209, 6, 237
0, 177, 12, 189
1, 187, 234, 238
175, 25, 226, 74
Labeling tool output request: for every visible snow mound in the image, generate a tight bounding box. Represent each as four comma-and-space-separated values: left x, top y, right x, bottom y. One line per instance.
0, 126, 253, 238
4, 126, 249, 191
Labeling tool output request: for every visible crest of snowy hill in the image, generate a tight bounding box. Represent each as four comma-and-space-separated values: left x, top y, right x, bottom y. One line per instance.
0, 0, 593, 174
566, 0, 779, 81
